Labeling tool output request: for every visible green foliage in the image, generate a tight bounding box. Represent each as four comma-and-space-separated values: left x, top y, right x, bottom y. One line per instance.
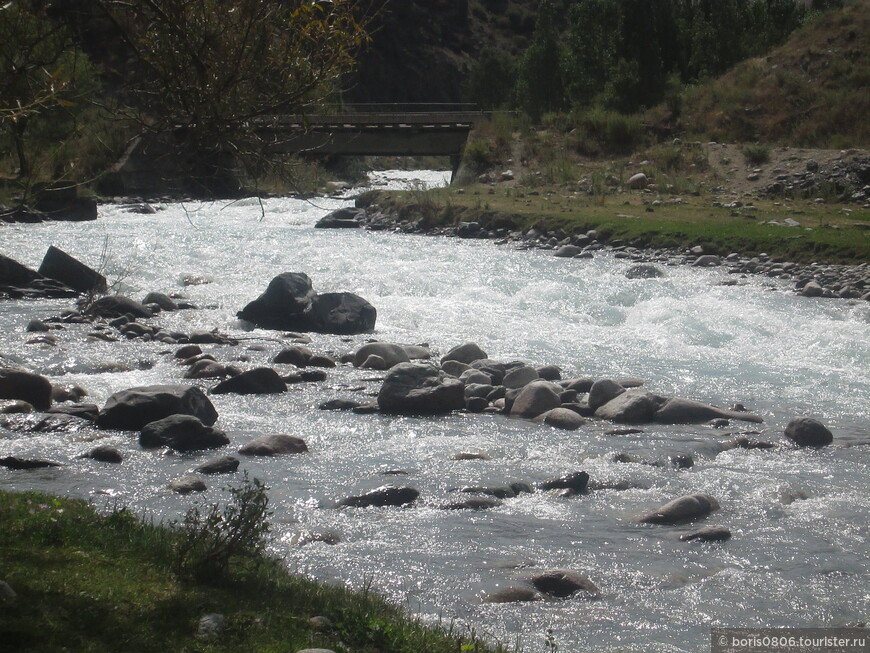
569, 107, 646, 154
515, 0, 566, 122
173, 474, 272, 583
742, 143, 771, 165
464, 46, 516, 110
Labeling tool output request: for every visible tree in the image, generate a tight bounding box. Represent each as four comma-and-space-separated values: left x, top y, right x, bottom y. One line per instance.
95, 0, 371, 189
464, 46, 516, 111
516, 0, 566, 122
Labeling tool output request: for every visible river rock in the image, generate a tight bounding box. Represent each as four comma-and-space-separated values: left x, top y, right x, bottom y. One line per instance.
38, 245, 107, 294
0, 400, 33, 414
237, 272, 315, 330
169, 475, 206, 494
195, 455, 240, 474
537, 408, 586, 430
360, 354, 387, 370
784, 417, 833, 447
628, 172, 648, 189
442, 360, 471, 377
0, 368, 52, 410
625, 264, 665, 279
377, 363, 465, 415
97, 384, 218, 431
353, 342, 410, 368
46, 403, 99, 421
142, 292, 178, 311
554, 244, 582, 258
510, 381, 562, 418
274, 346, 313, 367
1, 254, 76, 298
594, 391, 663, 423
211, 367, 286, 395
679, 526, 732, 542
529, 569, 599, 598
85, 295, 153, 319
692, 255, 722, 267
336, 485, 419, 508
140, 415, 229, 451
314, 207, 365, 228
655, 398, 763, 424
503, 366, 539, 389
86, 445, 123, 463
440, 342, 487, 365
587, 379, 626, 412
51, 384, 88, 403
239, 433, 308, 456
539, 471, 589, 493
307, 292, 376, 335
483, 586, 540, 603
441, 497, 502, 510
638, 493, 720, 524
0, 456, 61, 469
175, 344, 202, 359
184, 359, 230, 379
319, 398, 362, 411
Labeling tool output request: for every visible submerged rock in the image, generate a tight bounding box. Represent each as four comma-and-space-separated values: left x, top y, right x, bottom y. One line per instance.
655, 398, 763, 424
528, 569, 599, 598
195, 455, 240, 475
211, 367, 286, 395
679, 526, 732, 542
483, 586, 540, 603
336, 485, 419, 508
238, 434, 308, 456
784, 417, 833, 447
638, 493, 720, 525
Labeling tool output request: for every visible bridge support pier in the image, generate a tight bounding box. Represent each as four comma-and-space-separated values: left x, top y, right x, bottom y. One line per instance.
449, 155, 462, 185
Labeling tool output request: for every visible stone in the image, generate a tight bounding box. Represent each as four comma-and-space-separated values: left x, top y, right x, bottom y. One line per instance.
0, 253, 76, 298
784, 417, 833, 447
510, 381, 562, 418
483, 586, 540, 603
26, 318, 50, 332
46, 403, 99, 421
319, 399, 362, 411
353, 342, 410, 369
625, 264, 665, 279
529, 569, 599, 598
0, 456, 61, 469
38, 245, 107, 294
801, 281, 825, 297
692, 255, 722, 267
237, 272, 315, 330
440, 342, 488, 365
239, 434, 308, 456
85, 295, 153, 319
638, 493, 720, 524
195, 456, 240, 474
536, 365, 561, 381
441, 497, 502, 510
0, 400, 33, 414
655, 398, 763, 424
503, 366, 539, 389
314, 207, 365, 228
451, 452, 491, 461
594, 391, 662, 423
142, 292, 178, 311
628, 172, 648, 189
377, 363, 465, 415
169, 475, 207, 494
97, 384, 218, 431
679, 526, 732, 542
336, 485, 419, 508
307, 292, 376, 335
184, 359, 229, 379
587, 379, 625, 412
0, 368, 53, 410
307, 354, 336, 368
140, 415, 230, 451
87, 445, 123, 463
554, 244, 582, 258
211, 367, 287, 395
274, 346, 313, 367
175, 344, 203, 359
196, 613, 225, 640
539, 471, 589, 493
360, 354, 387, 370
51, 384, 88, 403
537, 408, 586, 430
441, 360, 471, 377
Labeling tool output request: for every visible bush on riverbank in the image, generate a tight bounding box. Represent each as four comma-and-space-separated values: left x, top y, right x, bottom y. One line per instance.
0, 488, 508, 653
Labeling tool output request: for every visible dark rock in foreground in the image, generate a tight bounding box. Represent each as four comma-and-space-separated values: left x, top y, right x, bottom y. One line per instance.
85, 295, 153, 319
211, 367, 286, 395
0, 253, 76, 299
139, 414, 229, 452
377, 363, 465, 415
784, 417, 833, 447
38, 246, 107, 294
0, 368, 53, 410
529, 569, 599, 598
97, 385, 218, 431
0, 456, 61, 470
336, 485, 419, 508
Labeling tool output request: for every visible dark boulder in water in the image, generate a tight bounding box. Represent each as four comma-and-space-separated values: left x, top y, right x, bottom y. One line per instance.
0, 368, 53, 410
211, 367, 286, 395
638, 493, 720, 525
85, 295, 153, 319
336, 485, 419, 508
38, 246, 106, 294
238, 433, 308, 456
377, 363, 465, 415
140, 414, 229, 452
528, 569, 599, 598
97, 384, 218, 431
784, 417, 833, 447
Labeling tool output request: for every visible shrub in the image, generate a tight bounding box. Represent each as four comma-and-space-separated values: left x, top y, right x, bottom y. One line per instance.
173, 473, 272, 582
742, 143, 771, 165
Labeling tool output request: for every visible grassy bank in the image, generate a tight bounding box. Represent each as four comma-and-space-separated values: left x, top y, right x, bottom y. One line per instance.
0, 489, 507, 653
369, 185, 870, 265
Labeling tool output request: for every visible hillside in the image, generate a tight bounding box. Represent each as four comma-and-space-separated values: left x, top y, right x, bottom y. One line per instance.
677, 2, 869, 147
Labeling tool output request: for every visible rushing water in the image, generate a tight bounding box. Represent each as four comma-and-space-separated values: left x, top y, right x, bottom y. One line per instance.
1, 171, 868, 652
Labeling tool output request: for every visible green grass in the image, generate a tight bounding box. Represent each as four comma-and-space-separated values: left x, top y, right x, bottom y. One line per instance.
0, 490, 509, 653
368, 187, 870, 265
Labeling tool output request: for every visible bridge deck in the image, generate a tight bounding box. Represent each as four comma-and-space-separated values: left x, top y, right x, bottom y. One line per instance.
273, 112, 483, 129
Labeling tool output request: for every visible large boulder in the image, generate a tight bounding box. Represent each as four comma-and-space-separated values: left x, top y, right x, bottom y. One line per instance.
314, 207, 365, 228
638, 493, 720, 525
237, 272, 316, 330
784, 417, 833, 447
587, 379, 625, 412
0, 253, 76, 299
0, 368, 52, 410
38, 246, 107, 294
537, 408, 586, 431
307, 292, 376, 335
377, 363, 465, 415
594, 391, 663, 423
139, 414, 229, 451
211, 367, 286, 395
85, 295, 153, 319
503, 366, 539, 389
529, 569, 599, 598
510, 381, 562, 418
336, 485, 419, 508
655, 398, 763, 424
238, 273, 376, 334
97, 384, 218, 431
353, 342, 410, 369
440, 342, 488, 365
239, 433, 308, 456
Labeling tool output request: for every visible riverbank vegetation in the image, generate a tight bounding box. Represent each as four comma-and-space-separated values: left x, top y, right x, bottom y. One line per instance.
0, 485, 508, 653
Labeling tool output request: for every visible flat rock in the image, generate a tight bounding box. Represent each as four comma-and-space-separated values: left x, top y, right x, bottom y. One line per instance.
655, 398, 763, 424
638, 493, 720, 525
211, 367, 286, 395
195, 455, 240, 474
528, 569, 599, 598
238, 433, 308, 456
336, 485, 419, 508
377, 363, 465, 415
169, 475, 207, 494
679, 526, 732, 542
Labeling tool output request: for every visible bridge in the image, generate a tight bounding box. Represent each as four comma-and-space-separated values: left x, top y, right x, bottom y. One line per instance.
261, 104, 486, 180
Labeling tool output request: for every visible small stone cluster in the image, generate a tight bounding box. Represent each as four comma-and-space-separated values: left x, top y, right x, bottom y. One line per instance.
763, 155, 870, 205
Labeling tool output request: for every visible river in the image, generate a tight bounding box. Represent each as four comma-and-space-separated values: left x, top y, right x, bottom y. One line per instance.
1, 171, 868, 652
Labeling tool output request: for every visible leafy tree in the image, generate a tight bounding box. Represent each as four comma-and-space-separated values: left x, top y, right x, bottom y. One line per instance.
515, 0, 566, 122
95, 0, 371, 185
464, 46, 516, 110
